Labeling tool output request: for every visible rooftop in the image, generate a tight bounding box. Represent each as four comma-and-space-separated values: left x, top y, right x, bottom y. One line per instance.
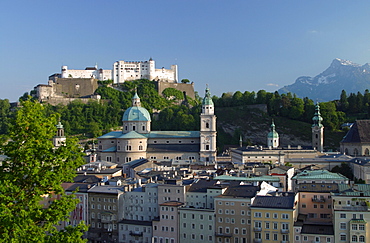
251, 193, 296, 209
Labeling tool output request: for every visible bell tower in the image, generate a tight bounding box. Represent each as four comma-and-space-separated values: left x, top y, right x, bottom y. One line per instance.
200, 86, 217, 162
53, 121, 66, 147
312, 103, 324, 152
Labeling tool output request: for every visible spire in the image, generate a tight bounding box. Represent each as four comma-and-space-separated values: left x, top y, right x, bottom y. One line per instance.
312, 103, 323, 127
202, 84, 214, 106
132, 88, 141, 107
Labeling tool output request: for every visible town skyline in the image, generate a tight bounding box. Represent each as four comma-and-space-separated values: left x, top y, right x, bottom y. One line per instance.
3, 1, 370, 102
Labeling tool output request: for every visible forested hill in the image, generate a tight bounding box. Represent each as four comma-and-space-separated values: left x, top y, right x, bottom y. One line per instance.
1, 80, 370, 152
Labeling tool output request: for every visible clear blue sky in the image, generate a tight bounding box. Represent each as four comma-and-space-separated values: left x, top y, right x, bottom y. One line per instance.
2, 0, 370, 102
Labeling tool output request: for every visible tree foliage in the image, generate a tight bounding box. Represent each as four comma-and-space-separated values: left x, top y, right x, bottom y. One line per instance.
0, 100, 87, 242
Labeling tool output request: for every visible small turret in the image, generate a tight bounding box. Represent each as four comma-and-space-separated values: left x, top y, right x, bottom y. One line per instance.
267, 119, 279, 148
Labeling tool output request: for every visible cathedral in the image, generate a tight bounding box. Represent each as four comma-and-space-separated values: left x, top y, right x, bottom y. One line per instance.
96, 87, 217, 164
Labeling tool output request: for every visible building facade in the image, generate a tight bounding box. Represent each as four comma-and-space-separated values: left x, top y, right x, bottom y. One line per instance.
97, 87, 217, 164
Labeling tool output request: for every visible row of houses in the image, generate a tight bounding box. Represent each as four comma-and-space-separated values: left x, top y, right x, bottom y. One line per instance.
55, 157, 370, 243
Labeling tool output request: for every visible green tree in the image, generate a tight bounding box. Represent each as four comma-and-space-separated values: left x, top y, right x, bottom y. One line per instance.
181, 79, 190, 84
0, 100, 87, 242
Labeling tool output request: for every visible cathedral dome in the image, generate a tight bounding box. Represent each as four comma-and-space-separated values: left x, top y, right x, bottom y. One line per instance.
122, 92, 151, 122
122, 106, 151, 122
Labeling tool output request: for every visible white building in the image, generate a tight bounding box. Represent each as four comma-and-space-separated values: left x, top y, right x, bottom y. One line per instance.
50, 58, 178, 84
113, 58, 178, 84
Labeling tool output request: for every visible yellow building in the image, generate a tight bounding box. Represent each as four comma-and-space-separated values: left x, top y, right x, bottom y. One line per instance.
250, 192, 298, 243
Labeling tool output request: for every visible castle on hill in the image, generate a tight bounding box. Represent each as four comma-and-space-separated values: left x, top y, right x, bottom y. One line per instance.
33, 58, 195, 105
49, 58, 177, 84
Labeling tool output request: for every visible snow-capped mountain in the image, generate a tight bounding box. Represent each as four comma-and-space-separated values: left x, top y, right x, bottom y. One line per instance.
278, 58, 370, 101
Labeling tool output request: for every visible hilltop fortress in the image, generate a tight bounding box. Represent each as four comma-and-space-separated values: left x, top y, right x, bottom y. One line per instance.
33, 58, 193, 105
49, 58, 177, 84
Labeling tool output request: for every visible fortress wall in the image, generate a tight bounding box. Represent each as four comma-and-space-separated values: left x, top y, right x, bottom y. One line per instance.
53, 78, 98, 98
156, 82, 195, 100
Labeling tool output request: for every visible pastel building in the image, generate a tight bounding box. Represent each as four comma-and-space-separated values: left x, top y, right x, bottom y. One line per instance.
250, 192, 298, 243
214, 185, 259, 243
152, 201, 184, 243
331, 184, 370, 243
178, 207, 215, 243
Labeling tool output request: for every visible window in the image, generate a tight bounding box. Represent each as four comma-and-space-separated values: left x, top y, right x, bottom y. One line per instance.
273, 222, 278, 229
265, 233, 270, 240
282, 214, 289, 219
265, 222, 270, 229
254, 212, 262, 218
340, 214, 346, 218
265, 212, 270, 218
359, 224, 365, 230
273, 213, 278, 219
303, 236, 308, 241
352, 235, 358, 242
302, 203, 306, 208
352, 224, 358, 230
340, 234, 346, 241
340, 222, 346, 230
359, 236, 365, 242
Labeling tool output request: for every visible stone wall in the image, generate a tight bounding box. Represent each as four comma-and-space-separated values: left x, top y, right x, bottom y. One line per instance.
156, 81, 195, 100
53, 78, 98, 98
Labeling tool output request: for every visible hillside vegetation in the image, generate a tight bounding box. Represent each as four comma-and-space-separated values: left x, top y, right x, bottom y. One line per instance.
1, 80, 369, 152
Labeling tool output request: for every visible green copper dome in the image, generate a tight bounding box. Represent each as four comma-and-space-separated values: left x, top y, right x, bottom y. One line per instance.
268, 121, 279, 138
312, 103, 323, 127
122, 93, 151, 122
202, 87, 214, 106
122, 106, 151, 122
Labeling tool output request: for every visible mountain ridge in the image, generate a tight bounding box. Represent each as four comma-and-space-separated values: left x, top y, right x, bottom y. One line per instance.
278, 58, 370, 101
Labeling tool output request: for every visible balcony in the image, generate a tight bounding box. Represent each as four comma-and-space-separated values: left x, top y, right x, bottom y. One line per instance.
334, 206, 369, 211
312, 197, 325, 203
254, 227, 262, 232
281, 229, 289, 234
129, 231, 143, 236
254, 239, 262, 243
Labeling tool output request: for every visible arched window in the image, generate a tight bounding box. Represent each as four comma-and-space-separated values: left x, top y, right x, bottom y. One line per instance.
352, 235, 358, 242
359, 235, 365, 242
345, 148, 349, 155
354, 148, 359, 156
206, 123, 209, 128
365, 148, 369, 156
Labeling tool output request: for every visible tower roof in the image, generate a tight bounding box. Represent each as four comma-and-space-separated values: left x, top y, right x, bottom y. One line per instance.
312, 103, 323, 127
267, 120, 279, 138
122, 93, 151, 122
202, 87, 214, 106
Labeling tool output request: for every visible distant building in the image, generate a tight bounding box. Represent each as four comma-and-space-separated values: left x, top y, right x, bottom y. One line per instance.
340, 120, 370, 156
48, 58, 177, 84
113, 58, 178, 84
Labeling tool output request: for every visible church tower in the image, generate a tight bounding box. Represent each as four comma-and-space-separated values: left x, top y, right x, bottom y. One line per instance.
267, 120, 279, 148
312, 103, 324, 152
53, 121, 66, 147
200, 86, 217, 162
